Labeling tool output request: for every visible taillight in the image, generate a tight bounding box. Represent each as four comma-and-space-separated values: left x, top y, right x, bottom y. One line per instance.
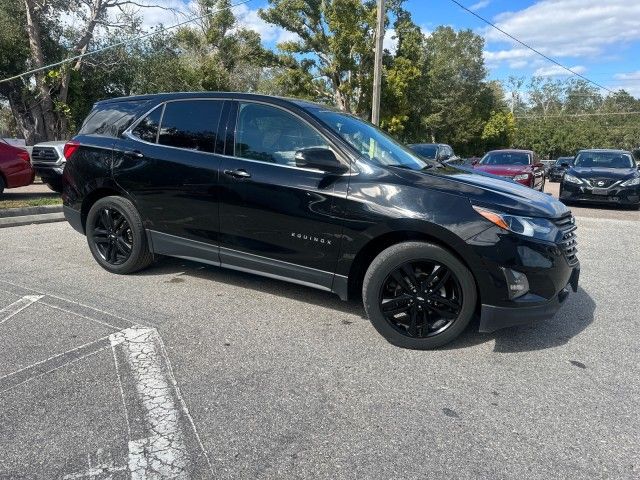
17, 150, 30, 163
63, 140, 80, 160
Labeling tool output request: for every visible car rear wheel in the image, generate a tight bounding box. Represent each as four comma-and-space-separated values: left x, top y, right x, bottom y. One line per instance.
86, 196, 153, 274
363, 242, 477, 350
0, 176, 4, 195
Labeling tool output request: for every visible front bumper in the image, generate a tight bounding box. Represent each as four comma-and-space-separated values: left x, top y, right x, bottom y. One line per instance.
560, 182, 640, 205
33, 164, 64, 180
479, 265, 580, 332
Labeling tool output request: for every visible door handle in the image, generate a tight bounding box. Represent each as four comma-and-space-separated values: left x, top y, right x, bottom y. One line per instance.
124, 150, 144, 158
224, 169, 251, 179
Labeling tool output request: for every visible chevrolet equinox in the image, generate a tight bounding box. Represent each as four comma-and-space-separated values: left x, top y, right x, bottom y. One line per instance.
62, 93, 580, 349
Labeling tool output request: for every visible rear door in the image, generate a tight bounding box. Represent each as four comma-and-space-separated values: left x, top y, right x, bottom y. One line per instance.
113, 98, 226, 258
217, 100, 350, 289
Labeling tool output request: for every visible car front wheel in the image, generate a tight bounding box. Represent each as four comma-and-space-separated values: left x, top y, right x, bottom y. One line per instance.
86, 196, 153, 274
363, 241, 477, 350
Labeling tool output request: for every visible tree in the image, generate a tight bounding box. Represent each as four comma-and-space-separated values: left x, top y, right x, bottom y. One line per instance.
482, 110, 515, 150
259, 0, 378, 114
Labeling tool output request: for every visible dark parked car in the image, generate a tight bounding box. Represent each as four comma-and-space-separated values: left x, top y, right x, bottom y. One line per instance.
63, 93, 579, 349
0, 138, 34, 194
473, 149, 546, 191
548, 156, 574, 182
408, 143, 462, 164
31, 141, 67, 193
560, 149, 640, 209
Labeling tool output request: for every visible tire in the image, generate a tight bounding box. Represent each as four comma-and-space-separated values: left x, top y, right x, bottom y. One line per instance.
0, 176, 4, 195
362, 241, 477, 350
86, 196, 153, 274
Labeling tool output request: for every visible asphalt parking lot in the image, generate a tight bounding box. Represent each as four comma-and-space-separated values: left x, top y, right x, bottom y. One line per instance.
0, 198, 639, 479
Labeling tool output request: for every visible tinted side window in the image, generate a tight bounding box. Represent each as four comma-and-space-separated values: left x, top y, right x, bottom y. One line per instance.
132, 105, 163, 143
80, 100, 149, 137
235, 103, 329, 165
158, 100, 223, 153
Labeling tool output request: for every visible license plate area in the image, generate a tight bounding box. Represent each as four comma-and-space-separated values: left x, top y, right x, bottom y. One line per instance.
592, 188, 608, 195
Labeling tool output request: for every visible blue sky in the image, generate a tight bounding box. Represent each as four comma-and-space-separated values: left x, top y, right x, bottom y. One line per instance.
148, 0, 640, 97
402, 0, 640, 96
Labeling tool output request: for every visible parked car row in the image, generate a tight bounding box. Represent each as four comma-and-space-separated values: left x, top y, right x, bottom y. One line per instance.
0, 138, 67, 194
409, 144, 546, 191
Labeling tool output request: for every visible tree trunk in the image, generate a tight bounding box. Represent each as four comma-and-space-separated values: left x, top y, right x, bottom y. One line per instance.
23, 0, 57, 142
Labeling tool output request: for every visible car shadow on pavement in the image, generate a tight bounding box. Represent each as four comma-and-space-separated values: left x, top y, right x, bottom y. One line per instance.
136, 258, 595, 352
134, 257, 369, 318
444, 287, 596, 353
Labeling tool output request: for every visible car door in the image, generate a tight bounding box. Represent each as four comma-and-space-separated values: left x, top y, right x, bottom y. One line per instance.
218, 100, 350, 290
113, 98, 226, 261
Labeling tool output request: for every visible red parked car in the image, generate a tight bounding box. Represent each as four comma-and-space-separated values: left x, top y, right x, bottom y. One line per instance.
0, 138, 35, 193
0, 138, 34, 194
473, 149, 545, 191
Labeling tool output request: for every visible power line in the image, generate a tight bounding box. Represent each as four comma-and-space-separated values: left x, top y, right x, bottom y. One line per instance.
0, 0, 253, 85
515, 111, 640, 119
448, 0, 615, 94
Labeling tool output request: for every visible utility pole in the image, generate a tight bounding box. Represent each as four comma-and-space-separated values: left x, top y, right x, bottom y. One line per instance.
371, 0, 385, 126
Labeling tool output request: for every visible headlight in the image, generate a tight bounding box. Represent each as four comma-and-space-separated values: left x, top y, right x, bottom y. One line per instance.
512, 173, 530, 181
563, 174, 583, 185
621, 177, 640, 187
472, 206, 558, 242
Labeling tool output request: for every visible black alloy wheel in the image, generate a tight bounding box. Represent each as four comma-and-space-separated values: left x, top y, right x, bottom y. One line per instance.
92, 207, 133, 265
86, 195, 153, 274
379, 261, 462, 338
363, 241, 477, 350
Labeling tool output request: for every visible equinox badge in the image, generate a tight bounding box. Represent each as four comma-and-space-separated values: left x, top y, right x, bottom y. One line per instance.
291, 232, 332, 245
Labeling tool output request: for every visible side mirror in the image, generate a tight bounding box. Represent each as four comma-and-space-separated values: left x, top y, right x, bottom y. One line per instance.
561, 162, 569, 168
294, 147, 346, 173
471, 159, 479, 166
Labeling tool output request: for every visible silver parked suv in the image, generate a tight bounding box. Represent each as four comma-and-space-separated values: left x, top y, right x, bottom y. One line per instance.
31, 141, 67, 192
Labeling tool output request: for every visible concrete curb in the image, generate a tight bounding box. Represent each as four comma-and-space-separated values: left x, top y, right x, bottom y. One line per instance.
0, 212, 65, 228
0, 204, 62, 218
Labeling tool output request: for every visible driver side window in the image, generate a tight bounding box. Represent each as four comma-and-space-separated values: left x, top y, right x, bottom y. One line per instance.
234, 103, 329, 166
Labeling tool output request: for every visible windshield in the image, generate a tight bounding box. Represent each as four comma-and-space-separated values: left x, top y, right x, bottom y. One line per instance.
556, 157, 573, 166
480, 151, 530, 166
574, 151, 634, 169
410, 144, 438, 159
311, 109, 428, 170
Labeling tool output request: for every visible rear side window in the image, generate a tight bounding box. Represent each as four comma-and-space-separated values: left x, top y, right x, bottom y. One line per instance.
80, 100, 148, 137
158, 100, 223, 153
132, 106, 163, 143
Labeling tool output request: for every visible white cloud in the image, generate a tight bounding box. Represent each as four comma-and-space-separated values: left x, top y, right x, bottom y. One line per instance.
483, 0, 640, 66
534, 64, 586, 77
614, 71, 640, 81
469, 0, 491, 12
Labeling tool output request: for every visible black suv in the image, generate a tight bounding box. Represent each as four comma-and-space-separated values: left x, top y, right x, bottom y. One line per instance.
62, 93, 580, 349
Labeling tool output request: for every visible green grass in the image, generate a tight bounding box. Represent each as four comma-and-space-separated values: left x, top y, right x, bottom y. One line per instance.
0, 196, 62, 210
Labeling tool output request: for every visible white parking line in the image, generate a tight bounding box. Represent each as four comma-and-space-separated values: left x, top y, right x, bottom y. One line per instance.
110, 327, 201, 478
0, 294, 43, 325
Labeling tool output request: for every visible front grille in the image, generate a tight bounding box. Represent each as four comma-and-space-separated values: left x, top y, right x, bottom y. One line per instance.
31, 147, 60, 164
554, 214, 578, 265
586, 178, 616, 188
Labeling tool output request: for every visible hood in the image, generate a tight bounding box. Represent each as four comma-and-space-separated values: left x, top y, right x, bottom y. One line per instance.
391, 165, 569, 219
473, 164, 530, 176
571, 166, 638, 180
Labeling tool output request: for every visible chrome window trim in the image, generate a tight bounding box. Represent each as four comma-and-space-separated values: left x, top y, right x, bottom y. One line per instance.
123, 96, 357, 175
